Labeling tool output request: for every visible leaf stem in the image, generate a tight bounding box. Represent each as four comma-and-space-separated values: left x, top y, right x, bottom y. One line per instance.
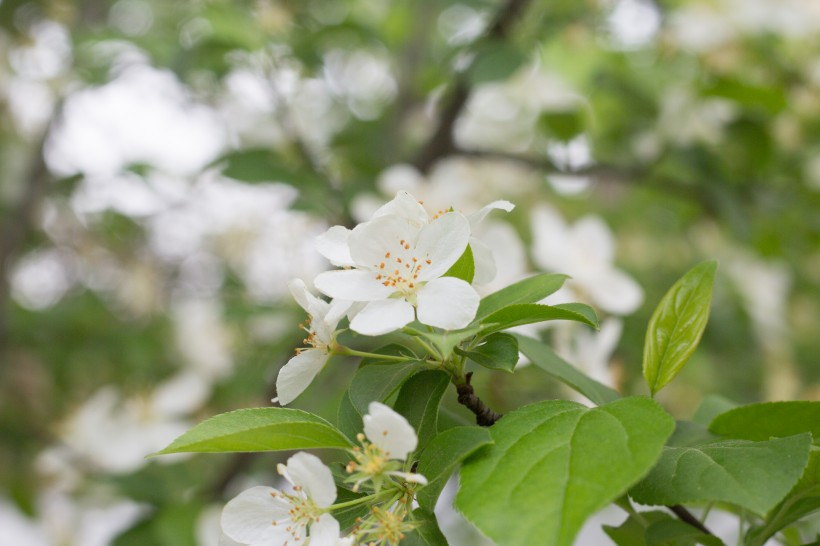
329, 490, 394, 511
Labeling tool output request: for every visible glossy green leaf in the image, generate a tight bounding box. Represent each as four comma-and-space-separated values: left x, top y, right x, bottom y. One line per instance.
416, 426, 493, 512
630, 433, 812, 516
153, 408, 352, 455
745, 450, 820, 546
393, 370, 450, 452
643, 260, 717, 396
475, 273, 569, 321
348, 345, 423, 415
645, 518, 726, 546
402, 508, 449, 546
456, 397, 674, 546
515, 334, 621, 406
443, 244, 475, 284
709, 401, 820, 444
480, 302, 598, 335
455, 332, 519, 373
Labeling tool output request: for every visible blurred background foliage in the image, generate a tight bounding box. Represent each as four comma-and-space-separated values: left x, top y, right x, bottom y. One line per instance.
1, 0, 819, 544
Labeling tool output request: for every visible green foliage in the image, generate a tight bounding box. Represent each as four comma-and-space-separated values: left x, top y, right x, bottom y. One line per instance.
515, 334, 621, 406
455, 332, 519, 372
479, 302, 599, 335
415, 426, 494, 512
443, 245, 475, 284
467, 41, 528, 85
456, 397, 674, 546
631, 432, 812, 515
709, 402, 820, 444
154, 408, 352, 455
348, 346, 424, 415
643, 261, 718, 396
604, 511, 675, 546
644, 518, 727, 546
402, 508, 450, 546
475, 273, 569, 321
392, 370, 450, 452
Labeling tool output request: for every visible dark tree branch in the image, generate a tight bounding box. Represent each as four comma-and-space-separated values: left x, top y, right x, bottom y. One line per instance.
669, 505, 716, 536
456, 372, 503, 427
411, 0, 532, 174
0, 104, 62, 348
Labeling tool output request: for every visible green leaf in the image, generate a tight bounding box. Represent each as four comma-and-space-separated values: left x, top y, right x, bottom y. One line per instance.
691, 395, 738, 426
709, 402, 820, 444
645, 518, 727, 546
745, 450, 820, 546
456, 397, 674, 546
480, 303, 599, 335
215, 148, 300, 183
455, 332, 519, 373
402, 508, 449, 546
348, 345, 423, 415
515, 334, 621, 406
475, 273, 569, 321
393, 370, 450, 453
604, 511, 674, 546
337, 390, 362, 442
443, 244, 475, 284
333, 487, 370, 530
416, 426, 494, 512
467, 41, 528, 85
630, 433, 812, 516
153, 408, 352, 455
537, 110, 585, 142
417, 326, 482, 360
643, 260, 717, 396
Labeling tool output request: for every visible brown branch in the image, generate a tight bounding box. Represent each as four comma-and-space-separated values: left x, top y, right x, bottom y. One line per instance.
411, 0, 532, 174
669, 505, 715, 536
456, 372, 503, 427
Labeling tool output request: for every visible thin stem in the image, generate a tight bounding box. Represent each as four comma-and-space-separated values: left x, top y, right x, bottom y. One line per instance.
334, 346, 414, 363
329, 490, 393, 511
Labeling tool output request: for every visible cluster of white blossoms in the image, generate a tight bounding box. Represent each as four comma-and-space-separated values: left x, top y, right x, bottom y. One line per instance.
274, 190, 513, 407
220, 403, 426, 546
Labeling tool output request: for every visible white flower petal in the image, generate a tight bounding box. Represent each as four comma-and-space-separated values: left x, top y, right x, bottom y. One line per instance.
316, 226, 355, 267
221, 486, 294, 544
530, 205, 570, 272
581, 268, 644, 315
467, 200, 515, 228
469, 238, 497, 285
416, 277, 480, 330
388, 470, 429, 485
414, 213, 471, 280
363, 402, 418, 460
377, 164, 425, 196
283, 453, 337, 508
323, 299, 353, 331
275, 349, 329, 406
349, 299, 415, 336
287, 278, 315, 314
308, 514, 343, 546
573, 215, 615, 266
314, 270, 393, 301
372, 190, 428, 227
218, 532, 245, 546
348, 214, 419, 270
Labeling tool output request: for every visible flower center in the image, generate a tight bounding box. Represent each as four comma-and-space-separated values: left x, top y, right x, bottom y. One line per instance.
373, 239, 433, 296
294, 318, 327, 356
269, 486, 323, 539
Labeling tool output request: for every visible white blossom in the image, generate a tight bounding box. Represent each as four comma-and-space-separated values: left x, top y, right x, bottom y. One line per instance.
314, 192, 480, 335
274, 279, 351, 405
221, 453, 341, 546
